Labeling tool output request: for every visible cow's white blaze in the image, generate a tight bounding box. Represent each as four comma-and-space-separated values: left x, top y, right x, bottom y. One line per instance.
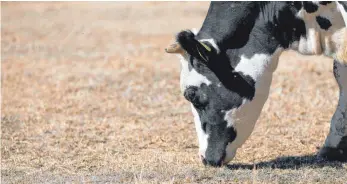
191, 104, 209, 158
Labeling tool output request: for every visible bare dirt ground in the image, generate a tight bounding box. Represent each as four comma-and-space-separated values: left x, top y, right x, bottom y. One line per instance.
2, 2, 347, 184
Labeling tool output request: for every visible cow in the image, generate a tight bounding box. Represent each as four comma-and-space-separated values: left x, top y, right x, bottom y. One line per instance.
165, 1, 347, 167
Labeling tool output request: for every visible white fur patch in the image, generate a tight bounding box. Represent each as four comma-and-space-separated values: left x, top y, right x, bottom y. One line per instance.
191, 104, 209, 158
179, 55, 211, 92
298, 28, 322, 54
235, 54, 271, 81
235, 49, 282, 82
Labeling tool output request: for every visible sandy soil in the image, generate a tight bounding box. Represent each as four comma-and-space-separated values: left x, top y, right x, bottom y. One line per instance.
2, 2, 347, 183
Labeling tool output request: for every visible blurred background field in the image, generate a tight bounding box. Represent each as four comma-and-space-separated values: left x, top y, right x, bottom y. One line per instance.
1, 2, 347, 183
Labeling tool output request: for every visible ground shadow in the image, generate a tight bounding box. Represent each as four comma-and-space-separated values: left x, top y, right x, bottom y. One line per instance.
227, 154, 346, 170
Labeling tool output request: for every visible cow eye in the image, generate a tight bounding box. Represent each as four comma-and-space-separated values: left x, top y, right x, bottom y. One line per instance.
184, 86, 208, 108
184, 86, 198, 102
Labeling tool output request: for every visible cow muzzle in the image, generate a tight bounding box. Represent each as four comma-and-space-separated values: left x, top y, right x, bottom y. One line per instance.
201, 153, 226, 167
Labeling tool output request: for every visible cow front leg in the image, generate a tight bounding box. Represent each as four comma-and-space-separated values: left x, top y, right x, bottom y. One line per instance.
319, 60, 347, 161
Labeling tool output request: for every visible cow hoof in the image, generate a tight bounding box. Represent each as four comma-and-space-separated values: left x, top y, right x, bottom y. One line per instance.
318, 147, 347, 162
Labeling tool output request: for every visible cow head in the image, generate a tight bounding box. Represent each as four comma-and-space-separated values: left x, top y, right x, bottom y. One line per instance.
166, 30, 270, 167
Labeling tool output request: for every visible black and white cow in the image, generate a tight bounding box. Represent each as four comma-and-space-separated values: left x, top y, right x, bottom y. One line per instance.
166, 1, 347, 167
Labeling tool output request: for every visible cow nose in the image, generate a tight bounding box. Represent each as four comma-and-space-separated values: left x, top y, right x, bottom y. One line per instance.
201, 155, 224, 167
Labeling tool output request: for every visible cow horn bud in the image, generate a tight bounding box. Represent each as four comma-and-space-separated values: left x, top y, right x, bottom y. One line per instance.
165, 43, 183, 54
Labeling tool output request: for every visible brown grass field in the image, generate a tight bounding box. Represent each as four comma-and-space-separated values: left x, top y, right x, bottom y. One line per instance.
2, 2, 347, 183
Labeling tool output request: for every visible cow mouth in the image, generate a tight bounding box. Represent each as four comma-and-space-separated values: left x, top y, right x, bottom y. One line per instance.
201, 153, 226, 167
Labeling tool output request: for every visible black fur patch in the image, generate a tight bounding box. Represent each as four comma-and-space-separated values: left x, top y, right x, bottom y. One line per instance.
198, 2, 262, 50
265, 4, 307, 49
176, 30, 215, 63
176, 30, 203, 59
205, 125, 236, 166
320, 136, 347, 162
338, 136, 347, 150
319, 146, 347, 161
303, 2, 319, 13
316, 16, 332, 30
293, 1, 303, 10
319, 1, 332, 5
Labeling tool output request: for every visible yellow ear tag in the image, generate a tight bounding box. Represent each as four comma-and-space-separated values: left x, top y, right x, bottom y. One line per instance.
196, 41, 211, 62
196, 45, 208, 62
200, 42, 212, 52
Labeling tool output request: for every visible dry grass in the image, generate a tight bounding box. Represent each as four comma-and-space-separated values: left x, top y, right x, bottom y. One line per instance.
1, 2, 347, 184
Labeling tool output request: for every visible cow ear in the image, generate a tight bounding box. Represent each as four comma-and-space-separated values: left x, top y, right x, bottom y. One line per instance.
176, 30, 214, 63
